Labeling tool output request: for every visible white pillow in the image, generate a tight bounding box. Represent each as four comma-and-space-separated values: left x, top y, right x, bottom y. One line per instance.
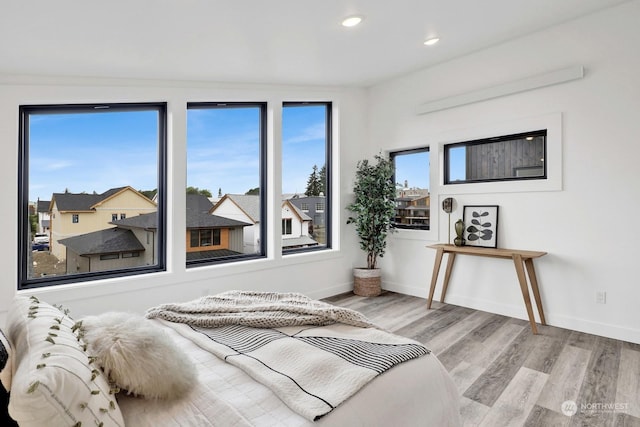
0, 328, 11, 391
81, 312, 196, 400
6, 296, 124, 427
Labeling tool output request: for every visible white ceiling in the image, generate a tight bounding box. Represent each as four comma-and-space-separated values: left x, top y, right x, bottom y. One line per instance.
0, 0, 631, 87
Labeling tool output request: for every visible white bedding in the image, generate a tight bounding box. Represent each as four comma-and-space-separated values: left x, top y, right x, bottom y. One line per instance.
117, 319, 461, 426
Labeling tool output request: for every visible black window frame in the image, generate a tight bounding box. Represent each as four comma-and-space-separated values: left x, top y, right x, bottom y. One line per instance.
443, 129, 547, 185
186, 102, 267, 267
18, 102, 167, 290
390, 147, 431, 231
282, 101, 332, 254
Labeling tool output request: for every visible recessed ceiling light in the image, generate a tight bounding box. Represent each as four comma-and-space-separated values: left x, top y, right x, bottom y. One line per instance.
423, 37, 440, 46
342, 15, 364, 27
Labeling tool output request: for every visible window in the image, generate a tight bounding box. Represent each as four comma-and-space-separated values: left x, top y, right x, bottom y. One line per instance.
282, 102, 332, 253
190, 229, 221, 248
120, 213, 126, 220
186, 103, 266, 265
121, 252, 140, 259
18, 102, 167, 289
444, 130, 546, 184
390, 148, 430, 230
282, 219, 292, 235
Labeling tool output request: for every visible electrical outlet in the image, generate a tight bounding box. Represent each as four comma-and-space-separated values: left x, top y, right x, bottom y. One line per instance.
596, 291, 606, 304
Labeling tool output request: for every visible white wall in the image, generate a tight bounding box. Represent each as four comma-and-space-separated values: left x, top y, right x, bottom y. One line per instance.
0, 76, 367, 324
370, 1, 640, 343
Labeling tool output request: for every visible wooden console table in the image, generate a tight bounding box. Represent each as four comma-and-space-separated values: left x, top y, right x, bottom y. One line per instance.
427, 243, 547, 334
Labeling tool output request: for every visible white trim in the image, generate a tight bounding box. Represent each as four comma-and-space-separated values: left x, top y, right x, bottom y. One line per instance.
416, 66, 584, 115
437, 112, 563, 194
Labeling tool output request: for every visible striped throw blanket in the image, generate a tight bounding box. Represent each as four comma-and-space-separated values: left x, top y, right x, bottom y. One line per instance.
147, 291, 430, 420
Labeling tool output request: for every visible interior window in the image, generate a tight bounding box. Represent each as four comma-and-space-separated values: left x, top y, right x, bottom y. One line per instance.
444, 130, 546, 184
390, 148, 430, 230
281, 102, 332, 253
186, 102, 267, 265
18, 103, 167, 289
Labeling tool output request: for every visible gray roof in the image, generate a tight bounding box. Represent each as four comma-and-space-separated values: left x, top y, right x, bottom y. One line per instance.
282, 235, 319, 248
186, 249, 243, 261
286, 201, 312, 221
58, 228, 145, 256
52, 187, 140, 211
217, 194, 260, 223
187, 211, 251, 229
111, 212, 158, 230
187, 193, 214, 213
37, 200, 51, 213
111, 209, 250, 230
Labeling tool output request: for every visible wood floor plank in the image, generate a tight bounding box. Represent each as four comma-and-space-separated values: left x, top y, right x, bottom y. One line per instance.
323, 291, 639, 427
478, 367, 548, 427
570, 336, 621, 427
464, 328, 536, 407
522, 334, 566, 374
616, 348, 640, 418
524, 405, 571, 427
536, 344, 591, 413
426, 310, 493, 354
459, 397, 490, 427
613, 413, 640, 427
464, 323, 526, 369
448, 361, 486, 394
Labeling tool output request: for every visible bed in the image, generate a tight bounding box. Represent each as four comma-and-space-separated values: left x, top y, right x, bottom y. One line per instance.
1, 292, 461, 427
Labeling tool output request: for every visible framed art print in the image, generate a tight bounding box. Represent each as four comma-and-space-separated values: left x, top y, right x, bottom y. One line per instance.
463, 205, 499, 248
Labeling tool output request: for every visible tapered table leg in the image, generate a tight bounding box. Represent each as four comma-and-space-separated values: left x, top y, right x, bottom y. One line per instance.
440, 253, 456, 303
427, 247, 444, 309
513, 253, 538, 334
525, 258, 546, 325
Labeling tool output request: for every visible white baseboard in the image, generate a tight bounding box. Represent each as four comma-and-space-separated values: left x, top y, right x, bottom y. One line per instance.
382, 281, 640, 344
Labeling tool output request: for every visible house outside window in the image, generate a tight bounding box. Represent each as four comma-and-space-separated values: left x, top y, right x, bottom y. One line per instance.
18, 102, 167, 289
390, 148, 430, 230
190, 229, 221, 248
282, 102, 332, 253
186, 102, 266, 265
282, 218, 292, 235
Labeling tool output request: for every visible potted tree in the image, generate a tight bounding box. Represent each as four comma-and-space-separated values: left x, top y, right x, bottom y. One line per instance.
347, 153, 396, 296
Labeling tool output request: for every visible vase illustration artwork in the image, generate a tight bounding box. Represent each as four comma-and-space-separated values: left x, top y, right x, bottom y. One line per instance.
466, 211, 494, 242
454, 219, 465, 246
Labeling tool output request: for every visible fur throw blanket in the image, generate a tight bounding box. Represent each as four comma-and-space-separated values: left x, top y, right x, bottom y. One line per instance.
145, 290, 379, 329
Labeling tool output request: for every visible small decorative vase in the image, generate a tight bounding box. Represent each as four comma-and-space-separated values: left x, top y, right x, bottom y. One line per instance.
454, 219, 465, 246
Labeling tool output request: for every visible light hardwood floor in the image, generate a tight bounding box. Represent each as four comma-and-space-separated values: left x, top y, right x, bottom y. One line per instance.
323, 291, 640, 427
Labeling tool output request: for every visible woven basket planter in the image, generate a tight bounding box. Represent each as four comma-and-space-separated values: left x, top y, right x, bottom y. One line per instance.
353, 268, 382, 297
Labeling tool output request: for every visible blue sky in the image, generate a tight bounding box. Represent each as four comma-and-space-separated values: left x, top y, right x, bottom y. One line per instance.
29, 105, 329, 202
393, 150, 430, 190
29, 105, 436, 203
29, 110, 159, 202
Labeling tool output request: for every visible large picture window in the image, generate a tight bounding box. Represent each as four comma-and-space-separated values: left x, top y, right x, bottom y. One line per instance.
186, 102, 267, 265
444, 130, 547, 184
18, 103, 167, 289
390, 148, 430, 230
281, 102, 332, 253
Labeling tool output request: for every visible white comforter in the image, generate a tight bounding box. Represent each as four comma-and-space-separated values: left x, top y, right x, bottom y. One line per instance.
117, 319, 461, 427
